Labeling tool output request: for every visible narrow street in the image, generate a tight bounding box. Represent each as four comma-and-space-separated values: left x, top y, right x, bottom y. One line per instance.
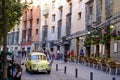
21, 59, 79, 80
21, 59, 120, 80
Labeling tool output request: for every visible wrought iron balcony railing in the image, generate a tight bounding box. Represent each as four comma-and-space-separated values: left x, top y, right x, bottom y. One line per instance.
43, 9, 49, 16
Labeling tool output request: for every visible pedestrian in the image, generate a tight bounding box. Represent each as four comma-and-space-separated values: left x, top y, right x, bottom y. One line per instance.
64, 50, 67, 62
56, 50, 60, 60
17, 50, 21, 57
70, 50, 74, 62
64, 50, 70, 62
67, 50, 70, 62
22, 50, 24, 58
13, 66, 22, 80
22, 48, 26, 58
24, 50, 26, 57
80, 48, 84, 63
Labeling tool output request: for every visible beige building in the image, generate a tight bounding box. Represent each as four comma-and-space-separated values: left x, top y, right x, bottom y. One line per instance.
21, 0, 41, 52
85, 0, 120, 61
40, 0, 120, 61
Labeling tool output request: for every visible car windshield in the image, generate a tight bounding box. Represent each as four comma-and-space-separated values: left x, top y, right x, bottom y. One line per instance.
31, 55, 47, 60
40, 55, 47, 60
31, 55, 39, 60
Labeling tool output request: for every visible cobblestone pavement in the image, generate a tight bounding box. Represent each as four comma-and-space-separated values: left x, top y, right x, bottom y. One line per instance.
20, 59, 120, 80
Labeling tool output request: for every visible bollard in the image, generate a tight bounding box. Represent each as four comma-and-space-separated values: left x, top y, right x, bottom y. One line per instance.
112, 77, 115, 80
56, 64, 58, 71
90, 72, 93, 80
64, 66, 67, 74
75, 68, 78, 78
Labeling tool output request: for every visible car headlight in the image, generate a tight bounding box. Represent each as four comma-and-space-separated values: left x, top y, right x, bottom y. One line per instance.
32, 64, 36, 68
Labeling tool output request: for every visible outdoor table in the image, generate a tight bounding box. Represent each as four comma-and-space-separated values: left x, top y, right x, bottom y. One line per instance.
115, 62, 120, 67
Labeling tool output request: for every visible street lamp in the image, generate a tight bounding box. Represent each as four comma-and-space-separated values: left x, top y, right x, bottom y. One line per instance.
110, 25, 114, 29
79, 37, 82, 40
87, 31, 91, 35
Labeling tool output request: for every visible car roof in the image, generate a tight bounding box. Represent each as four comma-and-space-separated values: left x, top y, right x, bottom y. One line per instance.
29, 52, 45, 56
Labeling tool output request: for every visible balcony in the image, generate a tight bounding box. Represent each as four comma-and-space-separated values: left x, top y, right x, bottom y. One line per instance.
43, 24, 48, 28
58, 5, 63, 10
43, 9, 49, 16
58, 1, 63, 9
66, 0, 72, 2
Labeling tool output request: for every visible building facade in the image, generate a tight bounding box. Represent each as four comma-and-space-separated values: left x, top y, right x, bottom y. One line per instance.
85, 0, 120, 61
7, 23, 22, 54
21, 0, 41, 53
7, 0, 120, 61
40, 0, 88, 56
40, 0, 120, 61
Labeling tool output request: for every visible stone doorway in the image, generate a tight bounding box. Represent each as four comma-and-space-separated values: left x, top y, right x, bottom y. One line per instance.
86, 46, 91, 57
105, 43, 110, 58
96, 45, 99, 57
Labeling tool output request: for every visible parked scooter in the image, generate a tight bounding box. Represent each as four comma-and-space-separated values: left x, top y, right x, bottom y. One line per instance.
7, 60, 24, 80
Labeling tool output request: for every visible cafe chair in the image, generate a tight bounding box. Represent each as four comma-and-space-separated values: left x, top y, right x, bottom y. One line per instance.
100, 58, 108, 72
107, 61, 118, 75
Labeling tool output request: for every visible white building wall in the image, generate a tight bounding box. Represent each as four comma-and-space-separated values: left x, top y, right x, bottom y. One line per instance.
72, 0, 86, 33
68, 0, 88, 54
40, 0, 88, 54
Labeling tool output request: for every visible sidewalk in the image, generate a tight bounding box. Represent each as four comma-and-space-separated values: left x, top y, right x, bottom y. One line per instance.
52, 60, 120, 80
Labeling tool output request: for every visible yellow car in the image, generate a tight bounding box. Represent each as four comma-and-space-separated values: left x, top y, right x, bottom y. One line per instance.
25, 52, 51, 74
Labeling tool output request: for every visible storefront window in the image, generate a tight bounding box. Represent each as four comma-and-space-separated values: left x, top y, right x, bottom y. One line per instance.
114, 42, 117, 52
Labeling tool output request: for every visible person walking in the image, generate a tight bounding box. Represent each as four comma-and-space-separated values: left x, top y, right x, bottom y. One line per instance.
80, 48, 84, 63
64, 50, 70, 62
70, 50, 74, 62
64, 50, 67, 62
56, 50, 60, 60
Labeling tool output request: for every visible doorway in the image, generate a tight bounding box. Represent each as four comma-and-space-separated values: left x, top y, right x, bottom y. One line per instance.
96, 45, 99, 57
105, 43, 110, 58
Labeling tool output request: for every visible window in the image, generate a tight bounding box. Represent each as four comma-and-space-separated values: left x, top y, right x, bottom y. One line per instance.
114, 43, 117, 52
25, 11, 27, 20
36, 18, 39, 24
96, 0, 102, 24
105, 0, 112, 19
45, 18, 48, 25
31, 0, 33, 3
52, 26, 55, 33
79, 0, 82, 3
30, 20, 32, 28
69, 3, 72, 13
60, 9, 63, 19
36, 29, 38, 35
78, 12, 81, 20
30, 9, 33, 17
40, 55, 46, 60
24, 21, 27, 29
99, 44, 102, 53
88, 6, 93, 25
52, 1, 55, 9
31, 55, 39, 60
52, 14, 55, 22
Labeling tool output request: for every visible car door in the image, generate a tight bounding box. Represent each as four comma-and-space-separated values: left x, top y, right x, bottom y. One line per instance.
26, 55, 31, 70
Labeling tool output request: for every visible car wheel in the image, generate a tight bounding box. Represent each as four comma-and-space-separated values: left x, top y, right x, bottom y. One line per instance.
30, 66, 33, 74
26, 68, 28, 72
47, 70, 51, 74
25, 65, 28, 72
